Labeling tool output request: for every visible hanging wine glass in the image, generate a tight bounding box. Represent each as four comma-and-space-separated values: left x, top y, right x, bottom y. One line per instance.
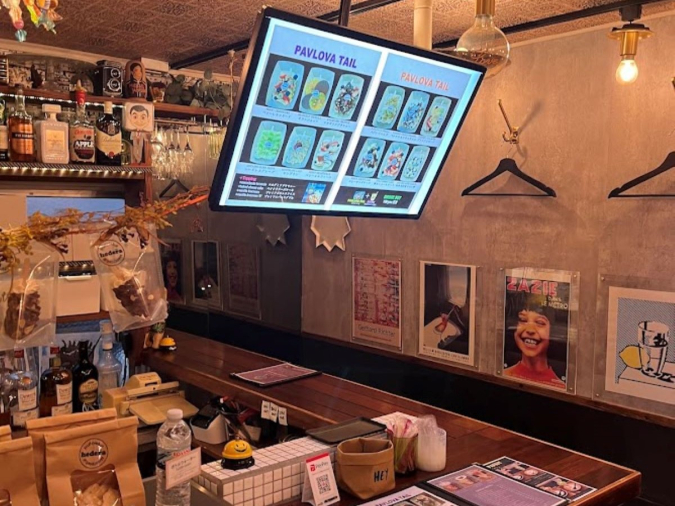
183, 126, 194, 175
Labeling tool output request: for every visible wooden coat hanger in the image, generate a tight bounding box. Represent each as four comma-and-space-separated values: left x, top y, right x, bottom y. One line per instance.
159, 178, 190, 199
461, 100, 556, 198
608, 151, 675, 198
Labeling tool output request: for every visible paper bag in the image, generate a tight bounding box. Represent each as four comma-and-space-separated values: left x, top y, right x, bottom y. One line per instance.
0, 424, 11, 442
0, 437, 41, 506
336, 438, 394, 500
26, 408, 118, 505
44, 416, 144, 506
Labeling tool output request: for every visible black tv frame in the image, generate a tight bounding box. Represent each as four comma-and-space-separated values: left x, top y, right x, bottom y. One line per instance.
209, 6, 486, 219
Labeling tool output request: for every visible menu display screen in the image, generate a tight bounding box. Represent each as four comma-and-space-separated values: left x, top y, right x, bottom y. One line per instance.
210, 8, 485, 218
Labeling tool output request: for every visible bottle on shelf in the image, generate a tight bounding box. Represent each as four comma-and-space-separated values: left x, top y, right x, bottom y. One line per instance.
70, 80, 95, 164
0, 125, 9, 161
8, 348, 39, 429
8, 86, 35, 162
156, 409, 192, 506
95, 101, 122, 165
96, 321, 122, 406
35, 103, 69, 164
72, 341, 99, 412
39, 345, 73, 417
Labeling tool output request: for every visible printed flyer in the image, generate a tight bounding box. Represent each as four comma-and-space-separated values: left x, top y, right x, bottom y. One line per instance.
352, 257, 402, 349
419, 262, 476, 367
358, 486, 458, 506
226, 244, 262, 319
605, 286, 675, 406
502, 268, 574, 391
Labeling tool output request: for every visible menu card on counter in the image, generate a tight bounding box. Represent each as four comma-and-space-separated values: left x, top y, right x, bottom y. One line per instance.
426, 466, 567, 506
231, 363, 321, 387
358, 486, 459, 506
484, 457, 596, 502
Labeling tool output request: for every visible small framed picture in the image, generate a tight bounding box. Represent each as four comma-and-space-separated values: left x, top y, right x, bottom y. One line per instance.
123, 102, 154, 132
159, 240, 184, 305
191, 240, 221, 308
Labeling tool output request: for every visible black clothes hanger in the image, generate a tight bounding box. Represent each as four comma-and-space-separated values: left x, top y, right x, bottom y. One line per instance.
461, 157, 557, 197
159, 178, 190, 199
608, 151, 675, 198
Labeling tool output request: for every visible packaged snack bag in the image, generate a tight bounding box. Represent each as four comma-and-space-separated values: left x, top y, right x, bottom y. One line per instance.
0, 249, 58, 351
0, 437, 41, 506
26, 408, 118, 505
0, 424, 11, 441
91, 227, 167, 332
44, 416, 144, 506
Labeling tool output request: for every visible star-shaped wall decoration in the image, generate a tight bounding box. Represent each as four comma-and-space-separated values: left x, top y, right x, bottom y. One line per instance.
257, 214, 290, 246
311, 216, 351, 252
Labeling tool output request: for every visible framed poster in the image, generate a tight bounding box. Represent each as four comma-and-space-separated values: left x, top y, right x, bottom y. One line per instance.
605, 286, 675, 406
226, 244, 262, 319
352, 256, 402, 349
501, 268, 575, 392
419, 261, 476, 367
191, 240, 221, 307
159, 240, 184, 304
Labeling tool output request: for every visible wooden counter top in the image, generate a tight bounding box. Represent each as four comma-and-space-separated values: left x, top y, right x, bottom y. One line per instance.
144, 330, 640, 506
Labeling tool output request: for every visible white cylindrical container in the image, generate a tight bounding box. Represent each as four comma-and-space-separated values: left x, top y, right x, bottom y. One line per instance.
416, 427, 447, 472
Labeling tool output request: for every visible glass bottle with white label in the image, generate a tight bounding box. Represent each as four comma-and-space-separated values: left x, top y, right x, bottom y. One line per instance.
72, 341, 99, 412
35, 103, 69, 163
40, 346, 73, 417
8, 348, 39, 429
95, 101, 121, 165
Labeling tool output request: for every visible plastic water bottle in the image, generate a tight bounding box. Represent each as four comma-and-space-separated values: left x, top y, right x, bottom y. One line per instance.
96, 323, 123, 406
156, 408, 192, 506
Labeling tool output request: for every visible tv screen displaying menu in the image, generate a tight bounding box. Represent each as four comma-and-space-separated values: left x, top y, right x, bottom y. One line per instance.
209, 7, 485, 218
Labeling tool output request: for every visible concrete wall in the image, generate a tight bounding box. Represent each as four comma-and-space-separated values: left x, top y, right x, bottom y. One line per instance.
301, 13, 675, 419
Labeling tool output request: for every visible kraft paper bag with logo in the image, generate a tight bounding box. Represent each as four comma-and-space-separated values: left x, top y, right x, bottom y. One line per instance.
26, 408, 118, 505
0, 424, 11, 441
0, 437, 41, 506
336, 437, 395, 500
44, 416, 144, 506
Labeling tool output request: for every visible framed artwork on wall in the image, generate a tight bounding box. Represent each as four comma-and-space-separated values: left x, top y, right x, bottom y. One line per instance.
499, 267, 578, 393
351, 256, 402, 350
418, 261, 477, 367
191, 240, 222, 308
605, 286, 675, 406
226, 244, 262, 320
159, 239, 184, 305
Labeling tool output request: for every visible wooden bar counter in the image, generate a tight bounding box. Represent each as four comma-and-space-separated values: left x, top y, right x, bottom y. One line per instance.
144, 330, 640, 506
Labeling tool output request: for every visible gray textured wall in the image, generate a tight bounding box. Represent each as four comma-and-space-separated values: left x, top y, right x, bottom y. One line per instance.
301, 13, 675, 419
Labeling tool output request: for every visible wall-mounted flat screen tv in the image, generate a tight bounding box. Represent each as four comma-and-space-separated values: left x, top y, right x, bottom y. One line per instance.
209, 7, 485, 218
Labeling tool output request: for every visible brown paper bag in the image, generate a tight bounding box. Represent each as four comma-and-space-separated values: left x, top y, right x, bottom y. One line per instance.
44, 416, 145, 506
26, 408, 117, 505
336, 438, 395, 500
0, 424, 11, 442
0, 437, 41, 506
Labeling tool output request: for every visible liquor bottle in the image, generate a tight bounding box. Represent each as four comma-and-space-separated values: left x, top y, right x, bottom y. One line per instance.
8, 349, 39, 429
35, 104, 69, 163
8, 86, 35, 162
95, 101, 121, 165
72, 341, 99, 412
40, 346, 73, 417
70, 81, 95, 163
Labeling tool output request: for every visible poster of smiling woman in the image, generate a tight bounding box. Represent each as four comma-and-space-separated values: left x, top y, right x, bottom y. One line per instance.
501, 268, 577, 392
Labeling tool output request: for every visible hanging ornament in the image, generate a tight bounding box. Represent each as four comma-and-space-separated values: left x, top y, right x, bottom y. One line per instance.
311, 216, 351, 252
4, 0, 26, 41
257, 214, 290, 246
191, 216, 204, 233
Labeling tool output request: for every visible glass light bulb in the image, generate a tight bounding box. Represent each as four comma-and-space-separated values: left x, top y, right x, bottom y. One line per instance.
449, 14, 510, 77
616, 58, 639, 84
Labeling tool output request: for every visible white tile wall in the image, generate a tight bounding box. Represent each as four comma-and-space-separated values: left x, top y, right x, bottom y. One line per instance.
197, 413, 407, 505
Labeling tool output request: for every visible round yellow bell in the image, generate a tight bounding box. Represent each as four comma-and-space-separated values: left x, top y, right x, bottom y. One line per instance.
159, 336, 177, 352
221, 439, 255, 470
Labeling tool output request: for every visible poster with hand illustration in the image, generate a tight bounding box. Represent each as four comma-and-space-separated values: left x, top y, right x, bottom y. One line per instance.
502, 268, 574, 392
419, 262, 476, 367
606, 286, 675, 405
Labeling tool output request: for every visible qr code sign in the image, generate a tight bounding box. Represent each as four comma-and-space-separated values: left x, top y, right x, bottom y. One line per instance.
317, 473, 331, 495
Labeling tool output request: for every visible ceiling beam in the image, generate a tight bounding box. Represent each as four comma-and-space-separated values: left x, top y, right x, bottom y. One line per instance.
433, 0, 669, 49
170, 0, 402, 69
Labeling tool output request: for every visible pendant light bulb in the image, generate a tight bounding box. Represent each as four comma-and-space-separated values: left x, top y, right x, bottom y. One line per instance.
447, 0, 510, 77
616, 57, 639, 84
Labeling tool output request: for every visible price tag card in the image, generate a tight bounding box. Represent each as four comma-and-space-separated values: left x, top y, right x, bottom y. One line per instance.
261, 400, 271, 420
165, 448, 202, 490
269, 402, 279, 422
302, 453, 339, 506
278, 407, 288, 426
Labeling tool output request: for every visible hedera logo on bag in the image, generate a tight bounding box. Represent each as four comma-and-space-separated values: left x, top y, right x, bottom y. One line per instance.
79, 438, 109, 468
97, 241, 125, 266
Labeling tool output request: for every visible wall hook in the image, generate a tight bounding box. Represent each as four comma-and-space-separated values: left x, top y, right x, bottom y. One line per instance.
498, 99, 520, 145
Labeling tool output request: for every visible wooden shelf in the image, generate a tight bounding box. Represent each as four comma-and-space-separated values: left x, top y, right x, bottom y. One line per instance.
0, 161, 151, 179
0, 85, 220, 120
57, 310, 110, 324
